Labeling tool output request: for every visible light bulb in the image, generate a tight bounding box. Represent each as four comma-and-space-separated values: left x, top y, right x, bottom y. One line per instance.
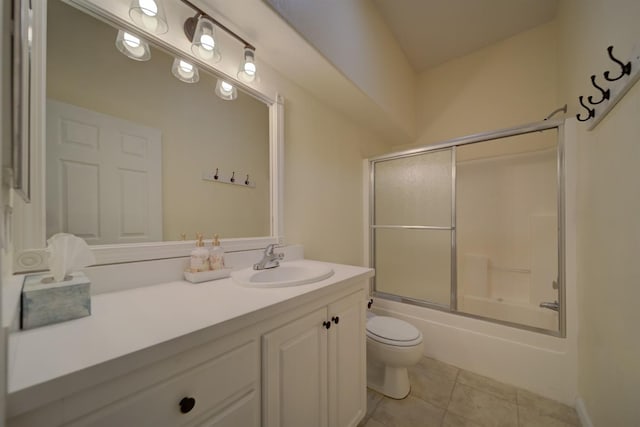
238, 47, 257, 83
178, 60, 194, 79
129, 0, 167, 34
200, 34, 214, 51
123, 32, 141, 48
139, 0, 158, 16
116, 30, 150, 61
215, 79, 237, 100
122, 32, 146, 58
171, 57, 199, 83
220, 81, 233, 94
191, 16, 220, 62
244, 62, 256, 76
179, 60, 193, 72
197, 33, 215, 60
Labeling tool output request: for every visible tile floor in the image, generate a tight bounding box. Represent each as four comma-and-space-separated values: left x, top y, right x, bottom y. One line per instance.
359, 357, 580, 427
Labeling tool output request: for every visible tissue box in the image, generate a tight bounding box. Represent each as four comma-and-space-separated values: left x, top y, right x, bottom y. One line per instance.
21, 272, 91, 330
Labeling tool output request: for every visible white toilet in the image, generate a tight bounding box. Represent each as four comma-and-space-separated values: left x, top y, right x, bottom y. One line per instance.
366, 312, 424, 399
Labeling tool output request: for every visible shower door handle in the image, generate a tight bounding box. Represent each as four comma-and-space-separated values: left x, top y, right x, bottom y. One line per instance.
539, 301, 559, 311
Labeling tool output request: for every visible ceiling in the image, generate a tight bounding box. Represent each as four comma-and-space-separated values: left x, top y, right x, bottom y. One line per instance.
372, 0, 559, 72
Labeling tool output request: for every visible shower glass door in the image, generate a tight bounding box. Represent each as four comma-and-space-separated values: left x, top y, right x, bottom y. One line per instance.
372, 149, 454, 308
456, 130, 559, 331
369, 121, 564, 336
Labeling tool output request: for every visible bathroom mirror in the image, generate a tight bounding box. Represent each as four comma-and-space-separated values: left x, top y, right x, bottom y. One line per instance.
13, 0, 284, 270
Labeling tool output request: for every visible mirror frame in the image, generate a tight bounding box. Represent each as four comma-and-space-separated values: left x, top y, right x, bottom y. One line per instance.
11, 0, 32, 202
13, 0, 284, 272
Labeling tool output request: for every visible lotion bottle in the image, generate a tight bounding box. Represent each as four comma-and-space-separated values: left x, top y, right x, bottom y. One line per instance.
190, 234, 210, 272
209, 234, 226, 270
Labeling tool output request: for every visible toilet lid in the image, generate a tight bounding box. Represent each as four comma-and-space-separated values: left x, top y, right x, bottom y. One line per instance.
366, 316, 422, 344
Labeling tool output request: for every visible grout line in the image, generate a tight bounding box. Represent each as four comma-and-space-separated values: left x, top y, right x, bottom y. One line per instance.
446, 370, 460, 410
364, 389, 385, 426
455, 381, 516, 405
455, 370, 520, 406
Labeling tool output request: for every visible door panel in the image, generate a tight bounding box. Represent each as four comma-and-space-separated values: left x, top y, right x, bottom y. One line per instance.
263, 309, 328, 427
328, 291, 366, 427
46, 99, 162, 244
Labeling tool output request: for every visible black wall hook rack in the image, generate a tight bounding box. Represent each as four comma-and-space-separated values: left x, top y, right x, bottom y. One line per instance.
576, 42, 640, 130
604, 45, 632, 82
577, 96, 595, 122
202, 168, 255, 188
587, 75, 610, 105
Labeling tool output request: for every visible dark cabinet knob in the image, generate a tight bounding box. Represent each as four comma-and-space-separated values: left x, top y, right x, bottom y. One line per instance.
368, 299, 373, 309
331, 316, 340, 324
322, 321, 331, 329
179, 397, 196, 414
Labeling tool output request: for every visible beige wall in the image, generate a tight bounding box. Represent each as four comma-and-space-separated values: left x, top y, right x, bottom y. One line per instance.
556, 0, 640, 424
410, 21, 558, 148
263, 0, 416, 139
47, 1, 270, 242
276, 76, 389, 265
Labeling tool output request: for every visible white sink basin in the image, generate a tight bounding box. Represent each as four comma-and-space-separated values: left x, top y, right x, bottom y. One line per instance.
231, 260, 334, 288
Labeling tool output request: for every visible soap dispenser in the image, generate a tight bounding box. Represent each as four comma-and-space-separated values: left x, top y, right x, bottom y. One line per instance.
190, 233, 210, 272
209, 234, 226, 271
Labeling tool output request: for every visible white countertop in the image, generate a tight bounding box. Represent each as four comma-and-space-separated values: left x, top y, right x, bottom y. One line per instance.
7, 260, 373, 397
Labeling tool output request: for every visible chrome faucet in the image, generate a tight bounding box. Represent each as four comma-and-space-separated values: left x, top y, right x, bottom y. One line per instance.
539, 301, 560, 311
253, 244, 284, 270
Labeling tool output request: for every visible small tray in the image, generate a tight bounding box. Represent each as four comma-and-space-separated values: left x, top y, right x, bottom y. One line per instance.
183, 268, 232, 284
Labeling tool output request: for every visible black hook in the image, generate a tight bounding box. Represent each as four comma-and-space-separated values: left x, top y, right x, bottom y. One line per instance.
587, 75, 610, 105
244, 174, 250, 185
230, 171, 235, 183
576, 96, 595, 122
214, 168, 219, 180
603, 45, 631, 82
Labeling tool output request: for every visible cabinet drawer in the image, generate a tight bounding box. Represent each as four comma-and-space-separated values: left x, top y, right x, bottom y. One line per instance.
67, 340, 259, 427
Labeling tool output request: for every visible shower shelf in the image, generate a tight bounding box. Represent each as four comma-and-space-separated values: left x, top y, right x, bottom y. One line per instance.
489, 264, 531, 274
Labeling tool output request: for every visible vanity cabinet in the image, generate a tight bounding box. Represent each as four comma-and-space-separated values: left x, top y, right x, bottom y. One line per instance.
65, 340, 261, 427
263, 290, 366, 427
7, 277, 370, 427
8, 334, 262, 427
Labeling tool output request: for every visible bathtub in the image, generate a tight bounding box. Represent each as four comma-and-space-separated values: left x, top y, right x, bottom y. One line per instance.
457, 294, 558, 331
372, 286, 577, 405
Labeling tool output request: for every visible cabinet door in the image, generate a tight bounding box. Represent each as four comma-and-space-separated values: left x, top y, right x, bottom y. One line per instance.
263, 308, 328, 427
328, 290, 366, 427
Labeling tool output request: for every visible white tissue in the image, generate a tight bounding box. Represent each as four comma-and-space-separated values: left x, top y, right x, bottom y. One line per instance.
46, 233, 96, 282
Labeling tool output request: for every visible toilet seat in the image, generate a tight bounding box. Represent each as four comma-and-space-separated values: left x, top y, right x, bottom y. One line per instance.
366, 316, 423, 347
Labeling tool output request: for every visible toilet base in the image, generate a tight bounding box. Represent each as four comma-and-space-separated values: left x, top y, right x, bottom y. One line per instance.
366, 356, 413, 399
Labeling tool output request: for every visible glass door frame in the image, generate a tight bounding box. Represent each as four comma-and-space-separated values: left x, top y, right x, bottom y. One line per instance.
368, 119, 566, 338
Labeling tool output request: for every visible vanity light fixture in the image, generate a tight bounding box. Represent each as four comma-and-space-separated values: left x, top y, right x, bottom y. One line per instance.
190, 15, 221, 62
129, 0, 168, 34
215, 79, 238, 101
237, 47, 258, 83
115, 30, 151, 61
172, 58, 199, 83
181, 0, 258, 81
